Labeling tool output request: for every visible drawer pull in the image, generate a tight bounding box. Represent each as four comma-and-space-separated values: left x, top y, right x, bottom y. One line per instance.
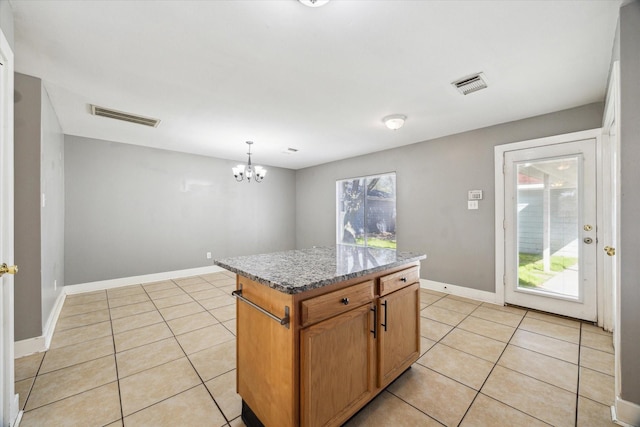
400, 277, 407, 283
341, 297, 350, 305
232, 287, 290, 329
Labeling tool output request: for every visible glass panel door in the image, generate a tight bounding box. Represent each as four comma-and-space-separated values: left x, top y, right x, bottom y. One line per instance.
504, 139, 597, 321
516, 156, 580, 299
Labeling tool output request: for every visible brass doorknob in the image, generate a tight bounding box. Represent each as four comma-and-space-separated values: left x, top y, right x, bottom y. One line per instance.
604, 246, 616, 257
0, 263, 18, 277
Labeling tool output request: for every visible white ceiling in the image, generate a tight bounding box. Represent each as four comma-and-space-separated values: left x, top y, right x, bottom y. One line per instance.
10, 0, 621, 170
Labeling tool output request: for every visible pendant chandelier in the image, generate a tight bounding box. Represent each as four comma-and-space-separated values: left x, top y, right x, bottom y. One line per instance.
232, 141, 267, 183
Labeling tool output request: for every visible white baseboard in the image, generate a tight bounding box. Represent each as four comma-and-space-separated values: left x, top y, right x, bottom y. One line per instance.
14, 335, 45, 359
65, 265, 225, 295
14, 290, 66, 358
420, 279, 499, 305
613, 397, 640, 427
13, 409, 23, 427
14, 265, 226, 357
43, 291, 66, 349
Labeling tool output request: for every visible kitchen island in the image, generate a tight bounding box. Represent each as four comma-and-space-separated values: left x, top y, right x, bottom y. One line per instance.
215, 246, 426, 427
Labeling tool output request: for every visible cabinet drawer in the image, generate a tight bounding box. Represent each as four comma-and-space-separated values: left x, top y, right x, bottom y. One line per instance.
379, 266, 419, 296
301, 281, 374, 327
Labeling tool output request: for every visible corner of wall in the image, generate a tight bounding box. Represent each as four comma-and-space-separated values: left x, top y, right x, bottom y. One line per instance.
40, 80, 65, 335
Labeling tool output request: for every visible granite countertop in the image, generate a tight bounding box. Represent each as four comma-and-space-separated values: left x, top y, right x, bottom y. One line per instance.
214, 246, 426, 294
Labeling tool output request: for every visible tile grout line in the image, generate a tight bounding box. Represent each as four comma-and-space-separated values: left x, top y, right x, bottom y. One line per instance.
461, 310, 559, 425
21, 274, 612, 425
574, 323, 583, 427
420, 296, 514, 363
383, 378, 447, 426
17, 273, 237, 425
454, 305, 531, 426
465, 306, 578, 426
170, 276, 234, 424
185, 274, 241, 423
458, 305, 588, 426
107, 287, 126, 426
22, 291, 118, 417
111, 279, 233, 356
19, 348, 47, 414
131, 277, 233, 423
395, 298, 544, 426
414, 299, 493, 424
112, 277, 224, 422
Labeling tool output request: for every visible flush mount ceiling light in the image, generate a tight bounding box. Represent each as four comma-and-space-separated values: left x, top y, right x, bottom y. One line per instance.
298, 0, 330, 7
382, 114, 407, 130
232, 141, 267, 183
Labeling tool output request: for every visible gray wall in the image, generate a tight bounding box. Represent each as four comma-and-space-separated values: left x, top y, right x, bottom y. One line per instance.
14, 73, 42, 340
0, 0, 14, 51
14, 73, 64, 341
618, 0, 640, 407
296, 103, 603, 293
40, 84, 64, 329
64, 136, 296, 285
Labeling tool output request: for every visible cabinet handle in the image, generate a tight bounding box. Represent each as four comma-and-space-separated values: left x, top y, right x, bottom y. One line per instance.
232, 288, 290, 329
341, 297, 349, 305
400, 277, 407, 283
381, 300, 388, 332
371, 305, 377, 338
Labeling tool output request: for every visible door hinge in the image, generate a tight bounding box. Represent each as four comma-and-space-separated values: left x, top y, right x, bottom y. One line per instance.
503, 274, 506, 285
503, 163, 506, 174
503, 219, 506, 230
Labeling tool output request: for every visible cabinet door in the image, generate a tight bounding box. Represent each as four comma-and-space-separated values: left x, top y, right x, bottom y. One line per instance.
377, 282, 420, 388
300, 304, 375, 427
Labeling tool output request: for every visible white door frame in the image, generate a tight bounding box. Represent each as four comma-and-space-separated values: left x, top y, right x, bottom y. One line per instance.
601, 61, 620, 334
494, 128, 604, 318
0, 27, 19, 426
602, 61, 625, 419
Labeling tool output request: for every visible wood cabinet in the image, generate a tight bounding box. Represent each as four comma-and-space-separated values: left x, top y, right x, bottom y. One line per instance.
236, 263, 421, 427
301, 303, 375, 427
377, 282, 420, 388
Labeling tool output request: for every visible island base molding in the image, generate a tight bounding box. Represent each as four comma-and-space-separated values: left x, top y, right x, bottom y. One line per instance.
242, 401, 265, 427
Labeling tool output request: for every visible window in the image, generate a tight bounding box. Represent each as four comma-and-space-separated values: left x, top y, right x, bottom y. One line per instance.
336, 173, 396, 249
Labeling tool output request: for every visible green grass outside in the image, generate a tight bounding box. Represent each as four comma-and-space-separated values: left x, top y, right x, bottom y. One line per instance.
518, 253, 578, 288
355, 237, 397, 249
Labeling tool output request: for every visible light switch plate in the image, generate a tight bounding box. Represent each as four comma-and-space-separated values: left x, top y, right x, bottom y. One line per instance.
468, 200, 479, 210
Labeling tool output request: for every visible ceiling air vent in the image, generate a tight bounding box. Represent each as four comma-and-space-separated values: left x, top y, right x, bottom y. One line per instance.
90, 105, 160, 128
452, 72, 488, 95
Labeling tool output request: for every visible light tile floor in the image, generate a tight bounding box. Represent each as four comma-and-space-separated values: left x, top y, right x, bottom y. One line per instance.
15, 273, 616, 426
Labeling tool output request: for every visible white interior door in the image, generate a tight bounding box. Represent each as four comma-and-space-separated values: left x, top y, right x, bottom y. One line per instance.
0, 28, 19, 426
504, 138, 597, 321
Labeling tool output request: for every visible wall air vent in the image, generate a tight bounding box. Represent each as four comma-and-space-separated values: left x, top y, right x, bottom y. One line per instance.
452, 72, 488, 95
90, 105, 160, 128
